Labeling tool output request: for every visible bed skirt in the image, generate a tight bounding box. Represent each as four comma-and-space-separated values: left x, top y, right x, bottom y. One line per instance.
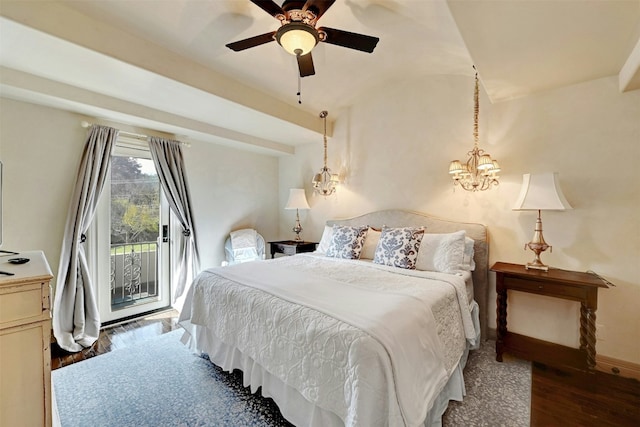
180, 302, 480, 427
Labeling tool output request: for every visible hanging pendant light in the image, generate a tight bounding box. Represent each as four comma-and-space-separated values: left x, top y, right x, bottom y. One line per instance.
312, 110, 339, 196
448, 68, 501, 191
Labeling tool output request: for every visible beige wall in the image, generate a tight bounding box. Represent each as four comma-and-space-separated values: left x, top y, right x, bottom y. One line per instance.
0, 98, 280, 286
184, 137, 280, 266
0, 98, 86, 278
279, 75, 640, 364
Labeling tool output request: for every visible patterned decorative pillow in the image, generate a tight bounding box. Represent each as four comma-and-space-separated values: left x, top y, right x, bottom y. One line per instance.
373, 226, 425, 269
326, 225, 369, 259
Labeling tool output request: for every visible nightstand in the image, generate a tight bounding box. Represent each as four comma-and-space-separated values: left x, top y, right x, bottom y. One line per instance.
269, 240, 317, 258
491, 262, 608, 370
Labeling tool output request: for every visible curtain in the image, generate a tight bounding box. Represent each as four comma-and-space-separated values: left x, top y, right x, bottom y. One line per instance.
53, 125, 118, 352
148, 137, 200, 301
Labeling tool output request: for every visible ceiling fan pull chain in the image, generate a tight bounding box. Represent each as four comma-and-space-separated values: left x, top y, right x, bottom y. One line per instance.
297, 73, 302, 104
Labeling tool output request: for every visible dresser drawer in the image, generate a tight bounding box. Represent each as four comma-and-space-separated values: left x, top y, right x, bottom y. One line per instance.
504, 276, 587, 301
273, 242, 298, 255
282, 245, 297, 255
0, 282, 46, 328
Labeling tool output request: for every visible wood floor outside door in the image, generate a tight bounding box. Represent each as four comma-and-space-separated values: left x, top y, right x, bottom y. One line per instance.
50, 309, 179, 370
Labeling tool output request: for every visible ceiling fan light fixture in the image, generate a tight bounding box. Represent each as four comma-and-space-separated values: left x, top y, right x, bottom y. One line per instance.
276, 22, 319, 56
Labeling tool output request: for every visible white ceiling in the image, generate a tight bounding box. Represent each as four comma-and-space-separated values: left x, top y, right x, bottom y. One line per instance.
1, 0, 639, 156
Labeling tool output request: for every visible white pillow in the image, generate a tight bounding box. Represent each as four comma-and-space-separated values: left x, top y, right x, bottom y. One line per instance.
326, 225, 369, 259
373, 226, 425, 270
360, 227, 382, 260
315, 225, 334, 254
416, 230, 466, 273
461, 236, 476, 271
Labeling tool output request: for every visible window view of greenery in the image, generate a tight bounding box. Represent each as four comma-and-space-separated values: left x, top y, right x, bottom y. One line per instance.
111, 156, 160, 249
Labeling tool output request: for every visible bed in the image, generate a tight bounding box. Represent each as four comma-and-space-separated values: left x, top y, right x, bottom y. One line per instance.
179, 210, 489, 427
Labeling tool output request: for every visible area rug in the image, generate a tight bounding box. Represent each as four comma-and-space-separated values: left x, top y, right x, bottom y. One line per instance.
53, 330, 530, 426
444, 340, 531, 426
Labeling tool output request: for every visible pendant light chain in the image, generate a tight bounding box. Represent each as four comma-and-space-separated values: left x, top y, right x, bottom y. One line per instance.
473, 71, 479, 146
322, 111, 328, 167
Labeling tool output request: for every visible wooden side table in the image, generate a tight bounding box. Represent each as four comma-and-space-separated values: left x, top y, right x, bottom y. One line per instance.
269, 240, 317, 258
491, 262, 608, 369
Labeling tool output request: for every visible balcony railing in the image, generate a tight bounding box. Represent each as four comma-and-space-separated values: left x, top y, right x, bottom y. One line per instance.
110, 242, 159, 310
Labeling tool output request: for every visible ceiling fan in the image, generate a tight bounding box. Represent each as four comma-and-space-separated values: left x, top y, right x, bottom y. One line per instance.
226, 0, 380, 77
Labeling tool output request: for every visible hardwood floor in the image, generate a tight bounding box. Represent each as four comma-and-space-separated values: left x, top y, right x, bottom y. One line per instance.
531, 362, 640, 426
51, 309, 180, 370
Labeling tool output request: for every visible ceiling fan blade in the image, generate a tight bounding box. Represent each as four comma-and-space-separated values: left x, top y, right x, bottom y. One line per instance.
302, 0, 336, 21
297, 52, 315, 77
250, 0, 285, 18
226, 31, 276, 51
318, 27, 379, 53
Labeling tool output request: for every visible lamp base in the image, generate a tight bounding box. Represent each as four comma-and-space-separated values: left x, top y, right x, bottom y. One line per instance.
525, 242, 551, 271
524, 210, 551, 272
292, 209, 303, 241
525, 261, 549, 271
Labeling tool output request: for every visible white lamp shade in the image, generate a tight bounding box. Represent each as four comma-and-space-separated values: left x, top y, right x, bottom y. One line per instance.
449, 160, 463, 174
477, 155, 494, 170
285, 188, 310, 210
513, 173, 573, 211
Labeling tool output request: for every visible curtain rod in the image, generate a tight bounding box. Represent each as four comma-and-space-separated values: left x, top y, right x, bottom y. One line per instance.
80, 121, 190, 147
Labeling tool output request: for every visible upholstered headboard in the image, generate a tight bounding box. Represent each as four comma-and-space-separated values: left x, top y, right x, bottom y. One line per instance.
327, 209, 489, 339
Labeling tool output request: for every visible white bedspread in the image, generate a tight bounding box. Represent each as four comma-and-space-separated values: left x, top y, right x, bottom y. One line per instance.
181, 254, 476, 427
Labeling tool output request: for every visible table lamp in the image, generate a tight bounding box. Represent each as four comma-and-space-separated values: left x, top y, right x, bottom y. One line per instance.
513, 173, 572, 271
285, 188, 310, 241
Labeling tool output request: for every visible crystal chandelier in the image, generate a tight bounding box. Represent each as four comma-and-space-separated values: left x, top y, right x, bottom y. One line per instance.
312, 110, 339, 196
448, 69, 500, 191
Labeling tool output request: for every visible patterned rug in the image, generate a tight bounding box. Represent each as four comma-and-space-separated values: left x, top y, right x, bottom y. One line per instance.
53, 330, 530, 426
444, 340, 531, 426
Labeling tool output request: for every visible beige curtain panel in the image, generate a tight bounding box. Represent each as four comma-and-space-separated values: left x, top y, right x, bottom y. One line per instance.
53, 124, 118, 352
148, 136, 200, 301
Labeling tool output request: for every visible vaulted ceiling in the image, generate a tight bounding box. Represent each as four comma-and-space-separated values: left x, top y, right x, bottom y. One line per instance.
1, 0, 639, 155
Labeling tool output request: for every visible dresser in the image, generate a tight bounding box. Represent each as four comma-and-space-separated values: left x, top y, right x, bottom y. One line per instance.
0, 251, 54, 427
